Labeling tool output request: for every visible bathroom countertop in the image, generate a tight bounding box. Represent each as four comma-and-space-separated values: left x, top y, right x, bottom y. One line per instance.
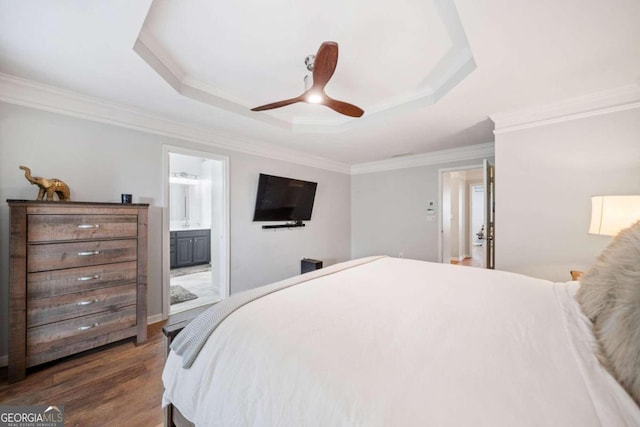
170, 225, 211, 232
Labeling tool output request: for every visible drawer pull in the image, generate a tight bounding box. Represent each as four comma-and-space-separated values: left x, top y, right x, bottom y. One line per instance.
77, 250, 101, 256
77, 274, 101, 281
77, 299, 99, 306
78, 323, 100, 331
77, 224, 100, 229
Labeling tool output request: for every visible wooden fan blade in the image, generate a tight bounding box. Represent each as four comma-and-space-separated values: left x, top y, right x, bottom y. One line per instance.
252, 42, 363, 118
312, 42, 338, 90
251, 95, 304, 111
323, 97, 364, 117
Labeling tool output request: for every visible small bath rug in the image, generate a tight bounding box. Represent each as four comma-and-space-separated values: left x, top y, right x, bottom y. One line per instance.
170, 285, 199, 305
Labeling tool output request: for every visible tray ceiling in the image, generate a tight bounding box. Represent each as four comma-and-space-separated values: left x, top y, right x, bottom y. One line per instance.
135, 0, 475, 131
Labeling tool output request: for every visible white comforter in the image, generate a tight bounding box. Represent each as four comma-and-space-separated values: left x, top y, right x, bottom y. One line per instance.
163, 257, 640, 426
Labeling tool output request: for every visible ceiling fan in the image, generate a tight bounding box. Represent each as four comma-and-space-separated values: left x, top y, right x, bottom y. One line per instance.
251, 41, 364, 118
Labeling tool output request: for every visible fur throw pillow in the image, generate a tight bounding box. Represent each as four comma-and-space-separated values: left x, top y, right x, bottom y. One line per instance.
576, 220, 640, 404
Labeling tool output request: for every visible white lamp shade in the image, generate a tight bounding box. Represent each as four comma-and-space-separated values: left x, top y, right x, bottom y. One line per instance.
589, 195, 640, 236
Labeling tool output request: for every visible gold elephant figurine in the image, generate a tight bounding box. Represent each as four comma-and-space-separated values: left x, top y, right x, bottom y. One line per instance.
19, 165, 71, 201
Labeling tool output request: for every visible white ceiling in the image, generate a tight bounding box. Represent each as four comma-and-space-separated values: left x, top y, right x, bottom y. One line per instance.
0, 0, 639, 166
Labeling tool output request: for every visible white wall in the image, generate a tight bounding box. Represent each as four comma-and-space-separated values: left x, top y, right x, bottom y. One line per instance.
495, 107, 640, 281
351, 157, 493, 262
0, 102, 351, 360
227, 150, 351, 292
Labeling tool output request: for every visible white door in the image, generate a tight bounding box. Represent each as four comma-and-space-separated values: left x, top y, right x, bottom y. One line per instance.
483, 159, 495, 269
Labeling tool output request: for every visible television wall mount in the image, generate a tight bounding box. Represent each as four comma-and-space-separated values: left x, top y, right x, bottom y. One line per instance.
261, 221, 305, 230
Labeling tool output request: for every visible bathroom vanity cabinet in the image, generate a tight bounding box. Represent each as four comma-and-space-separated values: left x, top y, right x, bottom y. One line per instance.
170, 229, 211, 268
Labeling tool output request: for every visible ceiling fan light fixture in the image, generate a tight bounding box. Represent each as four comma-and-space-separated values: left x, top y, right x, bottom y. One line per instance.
306, 92, 323, 104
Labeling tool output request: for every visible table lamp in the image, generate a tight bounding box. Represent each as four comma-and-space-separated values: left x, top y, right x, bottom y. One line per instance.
589, 195, 640, 236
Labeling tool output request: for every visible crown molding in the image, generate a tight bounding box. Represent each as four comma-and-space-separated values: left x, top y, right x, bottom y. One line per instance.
490, 84, 640, 134
133, 33, 291, 130
351, 142, 494, 175
0, 72, 351, 174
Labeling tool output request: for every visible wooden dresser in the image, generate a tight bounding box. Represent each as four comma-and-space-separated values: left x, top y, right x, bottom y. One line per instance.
7, 200, 148, 382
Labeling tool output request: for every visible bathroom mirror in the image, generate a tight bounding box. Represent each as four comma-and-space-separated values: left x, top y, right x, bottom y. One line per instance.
170, 183, 189, 221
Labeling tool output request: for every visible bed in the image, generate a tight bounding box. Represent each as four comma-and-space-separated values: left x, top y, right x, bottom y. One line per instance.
162, 226, 640, 426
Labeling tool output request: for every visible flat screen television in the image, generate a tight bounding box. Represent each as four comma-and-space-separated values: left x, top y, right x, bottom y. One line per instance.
252, 173, 318, 221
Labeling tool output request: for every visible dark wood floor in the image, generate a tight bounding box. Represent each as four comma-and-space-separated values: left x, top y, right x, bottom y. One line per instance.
0, 322, 166, 427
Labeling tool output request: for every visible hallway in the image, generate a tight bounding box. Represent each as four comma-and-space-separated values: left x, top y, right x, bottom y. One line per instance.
452, 245, 484, 268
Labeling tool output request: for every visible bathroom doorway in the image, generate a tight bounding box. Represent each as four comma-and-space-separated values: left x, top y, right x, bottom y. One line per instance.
162, 146, 229, 317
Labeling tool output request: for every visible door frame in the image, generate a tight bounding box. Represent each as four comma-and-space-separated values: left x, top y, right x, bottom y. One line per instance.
483, 159, 495, 269
437, 164, 484, 264
161, 145, 230, 319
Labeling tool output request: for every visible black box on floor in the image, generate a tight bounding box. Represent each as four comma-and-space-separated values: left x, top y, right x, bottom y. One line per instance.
301, 258, 323, 274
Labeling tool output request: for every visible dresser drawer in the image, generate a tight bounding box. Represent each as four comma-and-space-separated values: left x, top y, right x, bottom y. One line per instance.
28, 239, 137, 272
28, 214, 137, 242
27, 283, 137, 328
27, 306, 137, 365
28, 261, 138, 299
